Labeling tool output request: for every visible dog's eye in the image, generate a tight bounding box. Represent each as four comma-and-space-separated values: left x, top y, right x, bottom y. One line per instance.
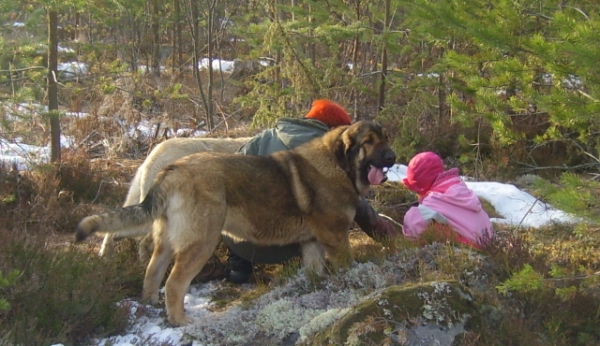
363, 137, 374, 145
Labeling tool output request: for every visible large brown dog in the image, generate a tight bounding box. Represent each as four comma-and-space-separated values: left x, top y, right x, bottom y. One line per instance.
75, 121, 396, 327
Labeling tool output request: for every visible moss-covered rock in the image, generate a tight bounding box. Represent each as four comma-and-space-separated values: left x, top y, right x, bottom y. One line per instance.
310, 280, 480, 346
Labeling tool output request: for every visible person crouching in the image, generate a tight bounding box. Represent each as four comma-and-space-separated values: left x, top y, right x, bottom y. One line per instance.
401, 152, 494, 250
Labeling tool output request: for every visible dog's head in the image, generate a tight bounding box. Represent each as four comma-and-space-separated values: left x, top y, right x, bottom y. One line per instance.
333, 121, 396, 196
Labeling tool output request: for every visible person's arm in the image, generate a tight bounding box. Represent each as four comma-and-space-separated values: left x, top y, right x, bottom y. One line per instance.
402, 204, 448, 238
354, 197, 398, 241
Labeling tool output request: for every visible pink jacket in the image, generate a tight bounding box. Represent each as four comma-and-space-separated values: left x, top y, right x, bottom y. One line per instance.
403, 177, 494, 248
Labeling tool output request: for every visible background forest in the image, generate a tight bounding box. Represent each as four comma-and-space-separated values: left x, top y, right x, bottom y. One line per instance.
1, 0, 600, 345
2, 0, 600, 171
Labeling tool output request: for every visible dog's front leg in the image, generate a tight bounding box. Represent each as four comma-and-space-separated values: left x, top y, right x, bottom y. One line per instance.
315, 229, 353, 271
300, 241, 326, 275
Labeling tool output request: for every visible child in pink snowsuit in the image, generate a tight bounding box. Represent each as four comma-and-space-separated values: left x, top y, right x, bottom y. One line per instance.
402, 152, 493, 250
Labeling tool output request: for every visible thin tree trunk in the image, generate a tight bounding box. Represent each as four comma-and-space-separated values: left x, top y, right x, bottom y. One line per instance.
47, 9, 61, 163
87, 13, 93, 44
205, 0, 216, 130
351, 0, 361, 120
377, 0, 390, 114
151, 0, 161, 76
171, 0, 176, 72
188, 0, 209, 129
437, 47, 447, 126
275, 0, 283, 91
172, 0, 183, 73
308, 4, 316, 68
130, 17, 139, 73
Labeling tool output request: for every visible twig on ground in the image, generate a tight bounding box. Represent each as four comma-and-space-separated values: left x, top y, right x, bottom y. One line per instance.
76, 131, 98, 149
378, 213, 403, 229
91, 180, 104, 204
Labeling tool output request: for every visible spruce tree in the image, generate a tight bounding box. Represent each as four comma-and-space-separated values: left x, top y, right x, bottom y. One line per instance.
406, 0, 600, 171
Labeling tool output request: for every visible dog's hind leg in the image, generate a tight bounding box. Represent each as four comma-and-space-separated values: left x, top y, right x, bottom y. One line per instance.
98, 233, 115, 257
143, 218, 173, 305
138, 233, 154, 265
164, 230, 222, 326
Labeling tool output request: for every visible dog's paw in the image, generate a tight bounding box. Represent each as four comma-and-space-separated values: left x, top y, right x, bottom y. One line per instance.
328, 252, 354, 271
168, 314, 194, 327
141, 290, 160, 305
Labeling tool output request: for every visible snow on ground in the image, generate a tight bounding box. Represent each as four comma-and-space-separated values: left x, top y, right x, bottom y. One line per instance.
467, 181, 576, 227
94, 284, 218, 346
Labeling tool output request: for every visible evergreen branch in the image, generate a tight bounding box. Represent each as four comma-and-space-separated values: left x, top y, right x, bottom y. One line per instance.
274, 13, 319, 95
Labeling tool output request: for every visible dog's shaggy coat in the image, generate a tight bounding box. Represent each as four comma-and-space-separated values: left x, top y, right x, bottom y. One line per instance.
76, 121, 396, 326
98, 137, 251, 256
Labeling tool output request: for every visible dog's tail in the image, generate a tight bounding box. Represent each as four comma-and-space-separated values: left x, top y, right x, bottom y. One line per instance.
75, 185, 167, 242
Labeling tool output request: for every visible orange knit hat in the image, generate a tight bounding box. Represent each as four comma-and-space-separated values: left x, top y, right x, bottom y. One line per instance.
305, 99, 352, 128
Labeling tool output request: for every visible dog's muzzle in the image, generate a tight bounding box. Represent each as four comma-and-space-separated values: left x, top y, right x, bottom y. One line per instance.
368, 150, 396, 185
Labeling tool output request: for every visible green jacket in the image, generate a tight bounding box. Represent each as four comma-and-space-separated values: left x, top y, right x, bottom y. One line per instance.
236, 117, 329, 156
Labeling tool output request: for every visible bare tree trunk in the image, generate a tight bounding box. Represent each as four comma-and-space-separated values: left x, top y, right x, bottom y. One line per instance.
47, 9, 61, 163
308, 3, 316, 68
87, 13, 93, 44
351, 0, 361, 121
172, 0, 183, 73
205, 0, 216, 130
130, 17, 139, 73
171, 0, 177, 72
151, 0, 161, 76
188, 0, 210, 130
437, 70, 446, 125
376, 0, 390, 114
275, 0, 283, 91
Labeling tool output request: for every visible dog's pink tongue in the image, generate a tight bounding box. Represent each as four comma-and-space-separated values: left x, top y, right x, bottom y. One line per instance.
368, 166, 386, 185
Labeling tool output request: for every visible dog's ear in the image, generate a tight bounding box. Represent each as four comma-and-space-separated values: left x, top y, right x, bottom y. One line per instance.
334, 124, 359, 172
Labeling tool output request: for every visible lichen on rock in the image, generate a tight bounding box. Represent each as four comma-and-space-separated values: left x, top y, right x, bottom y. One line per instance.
309, 280, 481, 346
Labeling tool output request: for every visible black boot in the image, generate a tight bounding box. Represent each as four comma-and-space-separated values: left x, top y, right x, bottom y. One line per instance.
226, 250, 253, 284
